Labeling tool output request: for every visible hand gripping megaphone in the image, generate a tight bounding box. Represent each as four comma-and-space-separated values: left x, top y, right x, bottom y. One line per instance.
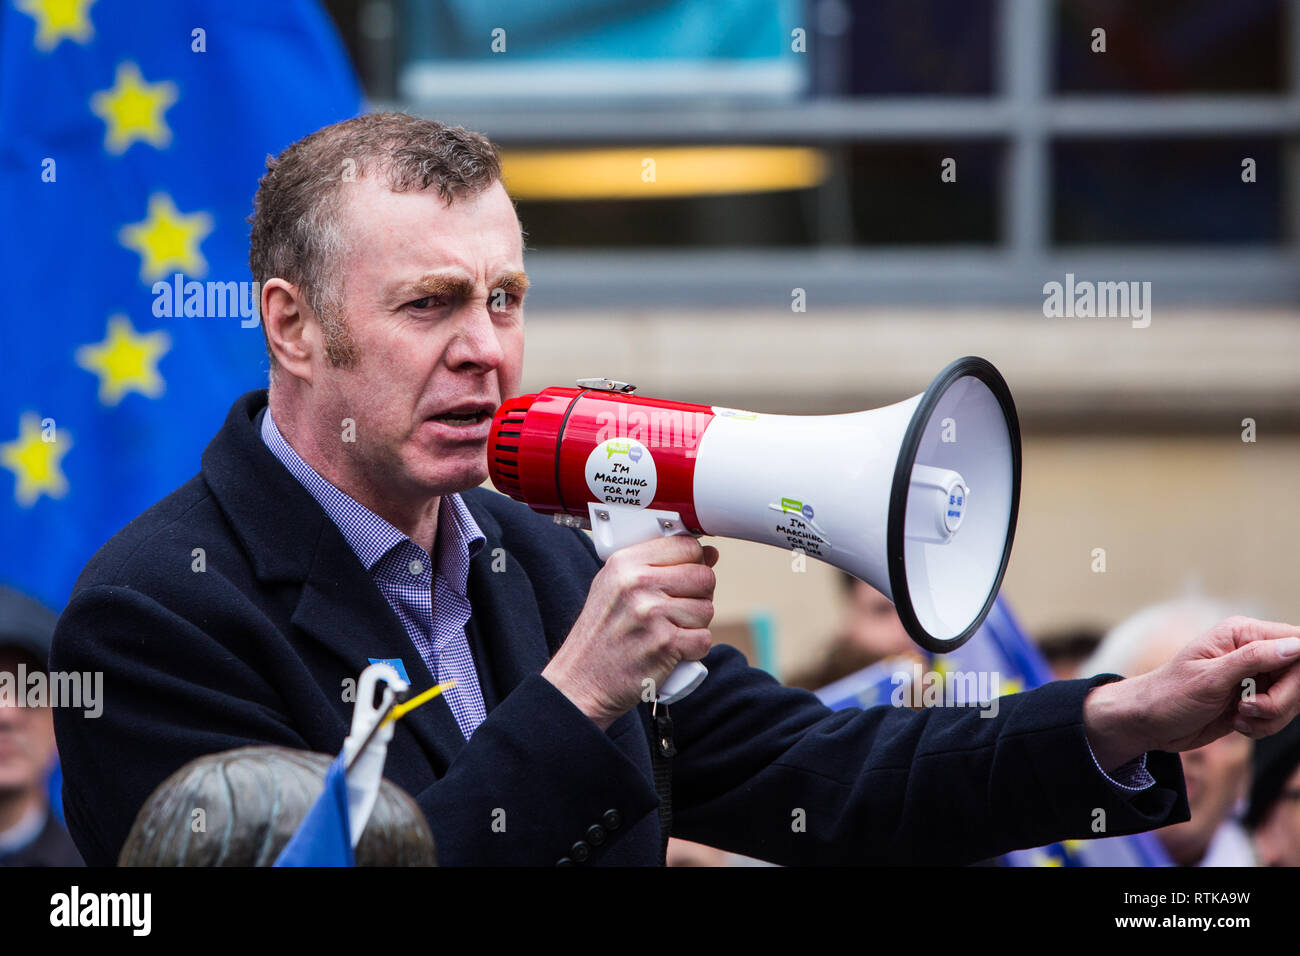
487, 356, 1021, 704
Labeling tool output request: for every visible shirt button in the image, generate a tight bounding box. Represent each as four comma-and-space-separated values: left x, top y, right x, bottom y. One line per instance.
601, 809, 622, 831
585, 825, 606, 846
555, 857, 574, 867
570, 840, 590, 863
408, 559, 424, 576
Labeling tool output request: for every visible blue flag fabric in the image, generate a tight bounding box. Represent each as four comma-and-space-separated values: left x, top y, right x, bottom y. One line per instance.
0, 0, 361, 610
274, 751, 354, 867
815, 595, 1173, 866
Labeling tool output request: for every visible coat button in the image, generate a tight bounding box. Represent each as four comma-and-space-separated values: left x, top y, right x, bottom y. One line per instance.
602, 809, 622, 830
570, 840, 590, 863
556, 857, 574, 867
586, 824, 606, 846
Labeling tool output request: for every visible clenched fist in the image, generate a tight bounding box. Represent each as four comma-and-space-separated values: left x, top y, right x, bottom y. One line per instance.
542, 535, 719, 730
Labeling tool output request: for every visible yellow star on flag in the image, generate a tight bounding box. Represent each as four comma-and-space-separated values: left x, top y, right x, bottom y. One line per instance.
90, 62, 178, 155
1, 413, 73, 507
75, 314, 172, 406
118, 193, 213, 282
16, 0, 96, 52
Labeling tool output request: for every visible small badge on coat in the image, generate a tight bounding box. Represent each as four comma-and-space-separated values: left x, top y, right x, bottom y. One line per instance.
367, 657, 411, 683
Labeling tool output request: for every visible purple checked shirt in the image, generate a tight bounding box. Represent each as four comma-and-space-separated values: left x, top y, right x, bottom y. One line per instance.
261, 408, 488, 740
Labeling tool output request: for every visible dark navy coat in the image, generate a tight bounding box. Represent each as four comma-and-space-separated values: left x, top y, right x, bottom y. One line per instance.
51, 390, 1188, 866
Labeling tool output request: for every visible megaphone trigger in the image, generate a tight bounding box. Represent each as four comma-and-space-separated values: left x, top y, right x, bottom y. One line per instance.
587, 501, 699, 561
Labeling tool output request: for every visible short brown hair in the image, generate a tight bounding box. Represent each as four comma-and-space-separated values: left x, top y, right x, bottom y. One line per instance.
248, 112, 503, 368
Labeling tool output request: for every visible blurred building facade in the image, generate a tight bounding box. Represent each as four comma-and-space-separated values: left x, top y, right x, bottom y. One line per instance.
326, 0, 1300, 675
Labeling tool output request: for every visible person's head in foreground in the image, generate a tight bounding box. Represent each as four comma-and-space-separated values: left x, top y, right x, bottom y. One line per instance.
119, 746, 435, 866
1085, 597, 1255, 866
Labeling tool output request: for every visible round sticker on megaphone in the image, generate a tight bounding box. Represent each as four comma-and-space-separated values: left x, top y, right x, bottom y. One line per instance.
585, 438, 658, 508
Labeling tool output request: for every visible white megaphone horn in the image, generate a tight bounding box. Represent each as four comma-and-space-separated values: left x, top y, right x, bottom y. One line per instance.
488, 356, 1021, 703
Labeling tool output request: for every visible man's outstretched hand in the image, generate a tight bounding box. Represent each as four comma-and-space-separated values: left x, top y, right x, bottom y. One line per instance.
1084, 616, 1300, 773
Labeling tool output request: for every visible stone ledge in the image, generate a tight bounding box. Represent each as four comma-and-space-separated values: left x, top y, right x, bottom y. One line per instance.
520, 309, 1300, 428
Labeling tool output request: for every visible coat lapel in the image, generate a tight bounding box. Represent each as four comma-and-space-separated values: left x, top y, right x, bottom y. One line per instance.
289, 522, 469, 775
203, 390, 470, 776
462, 497, 553, 700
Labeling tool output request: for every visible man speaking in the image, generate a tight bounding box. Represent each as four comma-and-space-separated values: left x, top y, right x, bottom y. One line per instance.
51, 113, 1300, 866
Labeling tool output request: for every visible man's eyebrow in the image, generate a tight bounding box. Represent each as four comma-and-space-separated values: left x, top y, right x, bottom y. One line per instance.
390, 275, 477, 302
490, 271, 529, 295
388, 271, 529, 303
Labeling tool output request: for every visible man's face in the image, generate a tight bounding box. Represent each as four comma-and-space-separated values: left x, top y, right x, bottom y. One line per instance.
1253, 763, 1300, 866
0, 649, 56, 795
1131, 634, 1252, 865
1160, 733, 1252, 864
843, 581, 913, 663
308, 176, 526, 501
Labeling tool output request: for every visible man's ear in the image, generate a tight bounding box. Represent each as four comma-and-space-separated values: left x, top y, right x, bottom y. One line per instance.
262, 278, 316, 382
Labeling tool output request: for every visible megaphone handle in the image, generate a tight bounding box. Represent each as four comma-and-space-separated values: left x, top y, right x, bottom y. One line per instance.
587, 501, 710, 704
656, 660, 708, 704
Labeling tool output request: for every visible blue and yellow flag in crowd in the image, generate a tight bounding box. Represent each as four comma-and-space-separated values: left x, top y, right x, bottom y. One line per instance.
816, 595, 1174, 866
274, 752, 355, 867
0, 0, 361, 610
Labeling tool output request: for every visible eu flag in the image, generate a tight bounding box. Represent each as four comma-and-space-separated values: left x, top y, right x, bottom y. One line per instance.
0, 0, 361, 609
274, 751, 355, 867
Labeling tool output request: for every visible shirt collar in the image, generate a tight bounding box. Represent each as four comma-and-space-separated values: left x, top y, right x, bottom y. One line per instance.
260, 406, 485, 571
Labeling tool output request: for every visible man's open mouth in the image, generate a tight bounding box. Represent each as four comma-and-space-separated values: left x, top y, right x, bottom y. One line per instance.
428, 404, 494, 427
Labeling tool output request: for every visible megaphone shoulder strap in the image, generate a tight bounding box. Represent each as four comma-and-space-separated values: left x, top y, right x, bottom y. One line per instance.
650, 700, 676, 865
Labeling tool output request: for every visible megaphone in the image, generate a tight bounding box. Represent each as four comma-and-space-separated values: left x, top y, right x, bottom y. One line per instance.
487, 356, 1021, 703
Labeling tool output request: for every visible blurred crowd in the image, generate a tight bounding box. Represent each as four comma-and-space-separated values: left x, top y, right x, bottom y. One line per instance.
774, 577, 1299, 868
669, 577, 1299, 867
3, 575, 1296, 868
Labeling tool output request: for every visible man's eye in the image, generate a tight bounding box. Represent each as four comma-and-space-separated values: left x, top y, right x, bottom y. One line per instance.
407, 296, 445, 310
490, 291, 519, 310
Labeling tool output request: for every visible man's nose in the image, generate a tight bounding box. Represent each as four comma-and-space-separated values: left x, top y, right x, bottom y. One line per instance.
0, 695, 20, 727
446, 300, 506, 372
